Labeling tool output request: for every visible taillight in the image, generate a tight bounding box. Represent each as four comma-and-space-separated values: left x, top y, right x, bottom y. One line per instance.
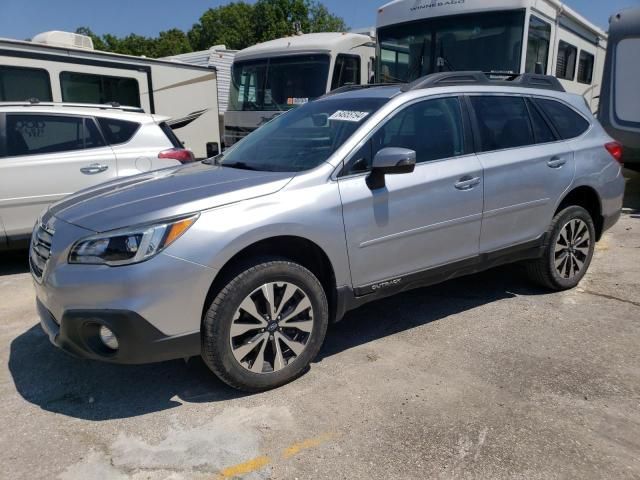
158, 148, 195, 164
605, 142, 623, 165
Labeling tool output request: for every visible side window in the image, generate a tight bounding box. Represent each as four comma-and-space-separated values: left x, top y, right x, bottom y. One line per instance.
577, 51, 594, 85
533, 98, 590, 139
0, 66, 52, 102
556, 40, 578, 80
470, 96, 534, 152
331, 55, 361, 90
97, 117, 140, 145
6, 114, 103, 156
526, 99, 556, 144
60, 72, 141, 107
525, 16, 551, 74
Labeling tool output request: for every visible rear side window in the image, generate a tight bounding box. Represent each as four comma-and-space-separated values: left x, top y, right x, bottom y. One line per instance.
0, 66, 52, 102
527, 99, 556, 143
556, 41, 577, 80
331, 55, 361, 90
470, 96, 534, 152
159, 122, 183, 148
577, 51, 594, 84
5, 114, 104, 157
97, 118, 140, 145
533, 98, 590, 139
60, 72, 141, 107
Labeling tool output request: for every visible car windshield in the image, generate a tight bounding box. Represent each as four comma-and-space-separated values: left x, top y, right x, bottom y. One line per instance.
377, 10, 525, 82
229, 54, 331, 112
218, 96, 390, 172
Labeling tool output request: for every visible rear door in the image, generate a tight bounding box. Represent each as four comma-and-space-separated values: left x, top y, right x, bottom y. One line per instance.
0, 113, 116, 238
468, 94, 576, 252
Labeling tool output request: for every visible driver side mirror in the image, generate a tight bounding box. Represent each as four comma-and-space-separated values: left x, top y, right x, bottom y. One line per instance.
366, 147, 416, 190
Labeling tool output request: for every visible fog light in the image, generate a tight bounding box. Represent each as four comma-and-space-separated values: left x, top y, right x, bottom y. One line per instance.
99, 326, 119, 350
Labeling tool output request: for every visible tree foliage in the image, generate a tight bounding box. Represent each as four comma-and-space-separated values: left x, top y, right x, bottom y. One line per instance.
76, 0, 347, 57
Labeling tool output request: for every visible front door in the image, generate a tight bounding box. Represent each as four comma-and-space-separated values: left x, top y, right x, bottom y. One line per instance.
0, 113, 116, 238
338, 96, 484, 289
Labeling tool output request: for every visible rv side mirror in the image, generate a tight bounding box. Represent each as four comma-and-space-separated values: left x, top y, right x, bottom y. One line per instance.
534, 62, 544, 74
206, 142, 220, 158
366, 147, 416, 190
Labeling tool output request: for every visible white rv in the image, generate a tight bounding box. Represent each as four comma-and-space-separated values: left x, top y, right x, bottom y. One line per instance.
0, 31, 221, 158
224, 32, 375, 147
376, 0, 607, 111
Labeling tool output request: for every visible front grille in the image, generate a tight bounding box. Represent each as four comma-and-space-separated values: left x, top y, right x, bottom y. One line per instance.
30, 224, 54, 280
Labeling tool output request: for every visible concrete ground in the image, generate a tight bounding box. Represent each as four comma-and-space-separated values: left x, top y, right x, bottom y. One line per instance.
1, 172, 639, 480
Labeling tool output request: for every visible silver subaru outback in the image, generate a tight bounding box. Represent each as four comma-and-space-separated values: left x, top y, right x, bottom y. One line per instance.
31, 72, 624, 391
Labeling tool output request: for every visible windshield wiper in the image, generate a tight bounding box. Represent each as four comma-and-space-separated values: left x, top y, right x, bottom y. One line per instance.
437, 43, 456, 72
202, 153, 224, 165
222, 161, 260, 171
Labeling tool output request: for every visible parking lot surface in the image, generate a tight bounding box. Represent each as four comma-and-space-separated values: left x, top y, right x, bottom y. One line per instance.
1, 172, 639, 480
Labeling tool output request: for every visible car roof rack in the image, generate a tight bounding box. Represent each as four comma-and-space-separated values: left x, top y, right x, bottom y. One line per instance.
0, 99, 145, 113
322, 83, 399, 97
401, 71, 565, 93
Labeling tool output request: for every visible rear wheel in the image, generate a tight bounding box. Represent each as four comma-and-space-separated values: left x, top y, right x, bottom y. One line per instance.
526, 206, 596, 291
202, 259, 328, 392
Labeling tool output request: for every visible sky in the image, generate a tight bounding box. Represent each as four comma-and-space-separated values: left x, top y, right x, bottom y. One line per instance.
1, 0, 639, 41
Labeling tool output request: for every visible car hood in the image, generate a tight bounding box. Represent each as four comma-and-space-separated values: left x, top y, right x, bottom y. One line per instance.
47, 162, 295, 232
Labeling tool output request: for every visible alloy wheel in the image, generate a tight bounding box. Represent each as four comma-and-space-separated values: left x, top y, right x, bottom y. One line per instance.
229, 282, 314, 374
554, 219, 591, 279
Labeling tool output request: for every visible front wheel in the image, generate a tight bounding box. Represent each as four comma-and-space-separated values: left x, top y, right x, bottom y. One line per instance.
526, 205, 596, 291
202, 259, 329, 392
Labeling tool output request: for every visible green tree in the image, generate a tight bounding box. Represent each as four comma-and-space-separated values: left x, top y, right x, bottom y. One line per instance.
76, 1, 346, 57
155, 29, 192, 57
306, 1, 347, 33
188, 2, 256, 51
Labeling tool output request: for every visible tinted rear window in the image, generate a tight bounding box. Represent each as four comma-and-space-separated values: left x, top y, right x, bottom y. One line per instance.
534, 98, 589, 139
470, 96, 534, 152
527, 99, 556, 143
159, 122, 183, 148
97, 118, 140, 145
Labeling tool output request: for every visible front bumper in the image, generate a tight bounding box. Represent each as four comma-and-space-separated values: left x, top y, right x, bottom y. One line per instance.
37, 299, 201, 364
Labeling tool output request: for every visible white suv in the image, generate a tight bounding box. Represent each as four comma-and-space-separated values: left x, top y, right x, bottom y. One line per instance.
0, 102, 195, 250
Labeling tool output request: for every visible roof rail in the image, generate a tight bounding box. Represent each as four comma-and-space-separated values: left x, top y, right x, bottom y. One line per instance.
0, 100, 145, 113
323, 83, 398, 97
401, 71, 565, 93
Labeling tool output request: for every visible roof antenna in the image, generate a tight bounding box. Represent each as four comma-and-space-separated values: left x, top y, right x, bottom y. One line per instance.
27, 97, 40, 104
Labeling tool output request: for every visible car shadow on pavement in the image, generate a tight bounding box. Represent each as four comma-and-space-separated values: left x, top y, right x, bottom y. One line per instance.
623, 169, 640, 213
8, 264, 546, 421
319, 264, 545, 361
8, 326, 245, 421
0, 250, 30, 276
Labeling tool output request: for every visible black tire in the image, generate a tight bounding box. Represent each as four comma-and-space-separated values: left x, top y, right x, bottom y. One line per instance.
526, 205, 596, 291
202, 258, 329, 392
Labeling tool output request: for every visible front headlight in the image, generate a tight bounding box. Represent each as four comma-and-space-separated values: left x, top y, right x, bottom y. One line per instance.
68, 215, 198, 266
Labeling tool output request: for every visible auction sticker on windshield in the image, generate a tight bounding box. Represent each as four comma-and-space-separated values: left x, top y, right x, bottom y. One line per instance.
328, 110, 370, 122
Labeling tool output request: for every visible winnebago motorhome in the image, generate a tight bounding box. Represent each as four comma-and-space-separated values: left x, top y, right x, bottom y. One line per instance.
0, 31, 221, 158
376, 0, 607, 111
599, 7, 640, 170
224, 32, 375, 147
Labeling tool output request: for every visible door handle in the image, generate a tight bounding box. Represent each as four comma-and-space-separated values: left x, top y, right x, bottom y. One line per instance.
547, 156, 566, 169
80, 163, 109, 175
455, 176, 481, 190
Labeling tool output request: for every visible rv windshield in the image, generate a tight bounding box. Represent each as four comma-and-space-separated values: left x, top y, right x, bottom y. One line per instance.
229, 54, 331, 112
217, 96, 389, 172
377, 10, 525, 82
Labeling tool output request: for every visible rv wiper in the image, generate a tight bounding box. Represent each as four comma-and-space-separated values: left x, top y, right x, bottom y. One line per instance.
437, 44, 456, 72
222, 161, 260, 171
